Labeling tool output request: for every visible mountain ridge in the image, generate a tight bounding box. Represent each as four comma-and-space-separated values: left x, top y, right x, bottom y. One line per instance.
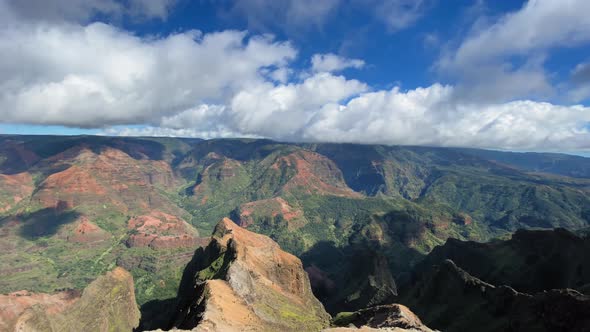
0, 134, 589, 317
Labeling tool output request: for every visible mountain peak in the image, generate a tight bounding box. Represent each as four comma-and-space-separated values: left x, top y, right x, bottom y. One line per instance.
168, 218, 331, 332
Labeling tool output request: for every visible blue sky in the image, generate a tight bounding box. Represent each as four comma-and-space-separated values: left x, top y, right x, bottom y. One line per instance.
1, 0, 590, 152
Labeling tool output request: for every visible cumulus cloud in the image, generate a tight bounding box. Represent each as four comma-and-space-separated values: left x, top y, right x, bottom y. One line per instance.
228, 73, 367, 139
105, 73, 368, 139
3, 0, 590, 151
450, 0, 590, 64
104, 83, 590, 150
438, 0, 590, 102
303, 85, 590, 150
311, 53, 365, 73
0, 21, 295, 127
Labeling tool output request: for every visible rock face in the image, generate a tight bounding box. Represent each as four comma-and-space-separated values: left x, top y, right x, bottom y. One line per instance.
303, 242, 399, 314
7, 267, 140, 332
167, 218, 331, 332
126, 211, 204, 249
401, 259, 590, 332
270, 150, 361, 198
330, 304, 434, 332
411, 228, 590, 294
31, 146, 181, 214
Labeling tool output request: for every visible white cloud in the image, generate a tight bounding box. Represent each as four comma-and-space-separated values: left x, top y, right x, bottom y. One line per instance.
102, 125, 244, 140
268, 67, 292, 83
451, 0, 590, 65
159, 104, 226, 130
105, 82, 590, 151
103, 72, 369, 141
303, 84, 590, 150
311, 53, 365, 73
438, 0, 590, 102
3, 0, 590, 152
0, 21, 296, 127
228, 73, 367, 139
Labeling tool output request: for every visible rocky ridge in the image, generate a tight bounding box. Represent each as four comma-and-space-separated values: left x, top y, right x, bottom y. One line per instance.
401, 259, 590, 332
163, 218, 331, 332
410, 228, 590, 294
328, 304, 434, 332
126, 210, 204, 249
2, 267, 140, 332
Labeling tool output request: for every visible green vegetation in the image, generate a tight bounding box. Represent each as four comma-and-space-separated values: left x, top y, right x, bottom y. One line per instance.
332, 311, 356, 326
1, 135, 589, 313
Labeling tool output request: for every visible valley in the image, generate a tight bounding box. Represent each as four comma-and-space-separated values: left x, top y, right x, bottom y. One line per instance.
1, 135, 589, 331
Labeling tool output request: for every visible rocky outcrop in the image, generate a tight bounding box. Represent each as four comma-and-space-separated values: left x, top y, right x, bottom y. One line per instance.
7, 267, 140, 332
330, 304, 434, 332
401, 259, 590, 332
126, 211, 205, 249
410, 228, 590, 294
64, 217, 111, 243
271, 150, 361, 198
166, 218, 331, 332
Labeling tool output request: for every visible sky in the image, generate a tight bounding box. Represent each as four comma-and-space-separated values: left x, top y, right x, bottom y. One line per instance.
1, 0, 590, 153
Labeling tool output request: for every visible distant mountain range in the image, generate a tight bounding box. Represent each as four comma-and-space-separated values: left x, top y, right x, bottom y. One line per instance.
0, 135, 589, 331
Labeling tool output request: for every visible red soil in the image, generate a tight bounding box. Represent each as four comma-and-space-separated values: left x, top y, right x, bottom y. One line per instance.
0, 172, 34, 212
0, 290, 79, 331
66, 217, 110, 243
273, 150, 361, 198
126, 211, 203, 249
32, 146, 179, 213
35, 165, 107, 209
43, 165, 107, 195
